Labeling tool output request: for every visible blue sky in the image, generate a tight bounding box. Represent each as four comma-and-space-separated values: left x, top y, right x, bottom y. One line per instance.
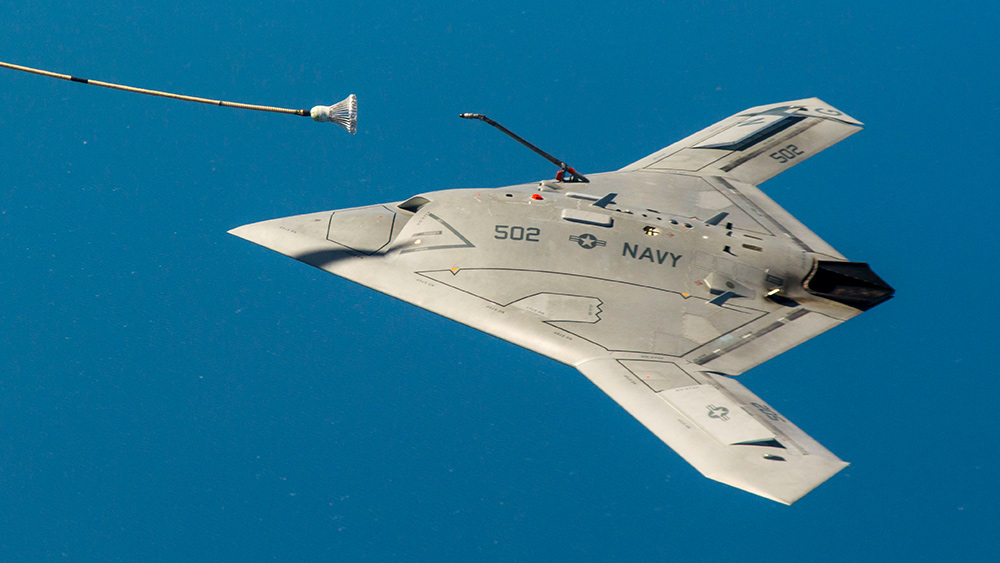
2, 1, 997, 561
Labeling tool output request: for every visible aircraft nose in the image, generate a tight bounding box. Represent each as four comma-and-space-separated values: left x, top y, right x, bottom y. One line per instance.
228, 210, 335, 261
229, 204, 405, 269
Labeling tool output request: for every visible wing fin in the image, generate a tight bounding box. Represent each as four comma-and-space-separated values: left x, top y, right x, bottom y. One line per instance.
621, 98, 862, 185
575, 358, 847, 504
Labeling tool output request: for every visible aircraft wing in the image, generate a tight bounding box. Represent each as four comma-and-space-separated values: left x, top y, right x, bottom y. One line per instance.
620, 97, 862, 186
574, 358, 846, 504
229, 203, 860, 504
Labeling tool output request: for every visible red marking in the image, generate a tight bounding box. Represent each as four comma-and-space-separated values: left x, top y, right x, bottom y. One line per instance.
531, 194, 543, 200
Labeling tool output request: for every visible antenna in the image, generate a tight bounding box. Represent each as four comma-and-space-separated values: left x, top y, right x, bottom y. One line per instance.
0, 60, 357, 133
460, 113, 588, 182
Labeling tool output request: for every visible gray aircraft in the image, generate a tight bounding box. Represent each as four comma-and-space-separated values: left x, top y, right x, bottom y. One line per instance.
231, 98, 893, 504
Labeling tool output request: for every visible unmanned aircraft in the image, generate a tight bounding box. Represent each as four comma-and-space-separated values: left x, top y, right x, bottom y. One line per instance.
231, 98, 894, 504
